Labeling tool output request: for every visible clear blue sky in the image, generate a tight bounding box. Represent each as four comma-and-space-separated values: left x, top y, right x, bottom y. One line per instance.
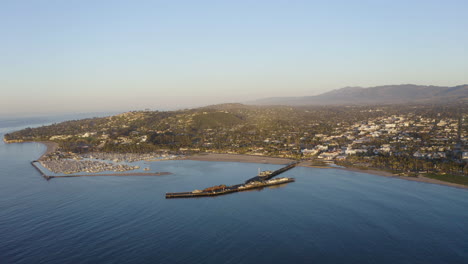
1, 0, 467, 116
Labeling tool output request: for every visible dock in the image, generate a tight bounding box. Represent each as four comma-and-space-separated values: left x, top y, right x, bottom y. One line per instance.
166, 178, 295, 198
245, 162, 298, 183
166, 162, 299, 199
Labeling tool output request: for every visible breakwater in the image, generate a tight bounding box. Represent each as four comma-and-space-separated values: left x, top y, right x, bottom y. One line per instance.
31, 161, 48, 178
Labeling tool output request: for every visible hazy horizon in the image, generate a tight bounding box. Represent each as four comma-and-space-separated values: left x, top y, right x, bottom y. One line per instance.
1, 0, 467, 116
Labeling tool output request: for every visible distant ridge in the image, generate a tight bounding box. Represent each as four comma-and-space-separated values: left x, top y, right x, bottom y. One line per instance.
250, 84, 468, 106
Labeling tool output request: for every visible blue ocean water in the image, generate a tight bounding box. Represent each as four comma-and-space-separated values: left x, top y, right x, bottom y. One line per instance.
1, 119, 467, 264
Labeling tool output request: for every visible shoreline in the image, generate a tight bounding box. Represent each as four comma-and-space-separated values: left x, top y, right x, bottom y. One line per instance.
21, 143, 468, 190
4, 139, 59, 161
334, 166, 468, 190
37, 141, 59, 160
184, 154, 467, 190
181, 153, 295, 165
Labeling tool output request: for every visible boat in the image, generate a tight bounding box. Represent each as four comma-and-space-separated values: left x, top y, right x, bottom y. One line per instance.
258, 170, 272, 177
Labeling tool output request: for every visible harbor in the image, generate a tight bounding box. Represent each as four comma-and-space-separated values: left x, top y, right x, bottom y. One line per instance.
166, 162, 298, 198
31, 160, 171, 180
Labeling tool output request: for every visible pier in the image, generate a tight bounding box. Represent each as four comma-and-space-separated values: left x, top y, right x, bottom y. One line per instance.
166, 162, 299, 199
166, 178, 295, 198
245, 162, 298, 183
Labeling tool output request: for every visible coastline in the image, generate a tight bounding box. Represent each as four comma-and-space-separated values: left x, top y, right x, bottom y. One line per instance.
4, 138, 59, 161
19, 142, 468, 190
181, 153, 294, 165
37, 141, 59, 160
335, 166, 468, 190
184, 154, 467, 190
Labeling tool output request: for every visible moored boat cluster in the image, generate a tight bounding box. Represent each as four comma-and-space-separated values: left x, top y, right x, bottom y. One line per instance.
81, 152, 179, 163
40, 159, 139, 174
39, 150, 180, 174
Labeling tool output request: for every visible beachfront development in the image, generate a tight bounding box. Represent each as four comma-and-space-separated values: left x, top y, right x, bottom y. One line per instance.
4, 103, 468, 187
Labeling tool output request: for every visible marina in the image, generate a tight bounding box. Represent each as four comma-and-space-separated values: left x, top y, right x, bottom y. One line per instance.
31, 160, 171, 179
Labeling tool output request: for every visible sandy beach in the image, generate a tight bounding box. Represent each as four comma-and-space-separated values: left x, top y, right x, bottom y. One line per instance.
335, 166, 468, 190
184, 153, 467, 190
3, 139, 59, 161
182, 153, 294, 165
37, 141, 59, 160
26, 143, 468, 190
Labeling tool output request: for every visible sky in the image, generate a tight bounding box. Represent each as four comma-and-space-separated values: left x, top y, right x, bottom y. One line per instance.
1, 0, 467, 116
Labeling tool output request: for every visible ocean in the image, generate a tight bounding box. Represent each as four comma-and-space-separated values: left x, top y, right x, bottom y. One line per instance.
1, 117, 467, 264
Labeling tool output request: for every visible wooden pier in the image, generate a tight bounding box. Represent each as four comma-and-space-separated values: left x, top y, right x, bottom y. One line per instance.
166, 162, 298, 199
165, 178, 295, 198
245, 162, 298, 183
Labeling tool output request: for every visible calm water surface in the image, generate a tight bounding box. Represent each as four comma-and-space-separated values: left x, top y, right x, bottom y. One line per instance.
1, 120, 467, 263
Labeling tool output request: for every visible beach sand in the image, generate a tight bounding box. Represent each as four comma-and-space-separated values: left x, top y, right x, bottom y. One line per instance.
184, 153, 467, 190
335, 166, 468, 190
27, 143, 468, 190
37, 141, 59, 160
182, 153, 294, 165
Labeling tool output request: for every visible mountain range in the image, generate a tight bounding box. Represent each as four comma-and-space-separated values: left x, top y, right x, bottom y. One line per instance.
250, 84, 468, 106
